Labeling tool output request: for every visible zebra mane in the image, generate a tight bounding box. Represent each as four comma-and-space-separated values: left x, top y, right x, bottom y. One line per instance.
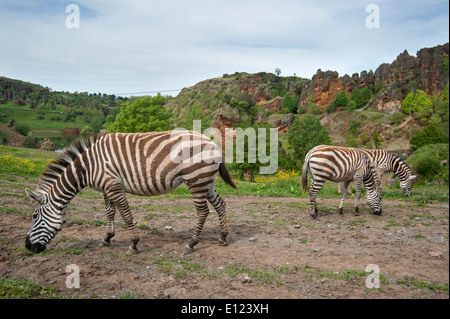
37, 135, 98, 193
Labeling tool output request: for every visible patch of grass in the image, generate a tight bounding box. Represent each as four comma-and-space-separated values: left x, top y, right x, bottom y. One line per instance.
0, 277, 61, 299
0, 146, 55, 177
350, 219, 368, 226
397, 276, 449, 292
155, 256, 208, 278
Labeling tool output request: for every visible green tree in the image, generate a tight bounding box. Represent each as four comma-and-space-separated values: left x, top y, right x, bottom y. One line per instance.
410, 125, 446, 150
230, 122, 273, 182
359, 87, 372, 106
182, 102, 212, 132
281, 94, 299, 113
287, 114, 332, 168
325, 101, 336, 114
401, 90, 432, 116
107, 94, 172, 133
333, 91, 349, 108
349, 87, 372, 109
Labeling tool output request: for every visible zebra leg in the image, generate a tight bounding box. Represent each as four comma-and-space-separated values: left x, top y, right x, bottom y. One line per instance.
206, 187, 228, 246
184, 197, 210, 254
308, 179, 322, 219
353, 178, 363, 216
338, 181, 350, 215
105, 186, 139, 252
100, 194, 116, 246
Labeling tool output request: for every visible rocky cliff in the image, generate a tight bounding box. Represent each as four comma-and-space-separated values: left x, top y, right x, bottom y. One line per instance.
163, 43, 448, 153
299, 43, 449, 114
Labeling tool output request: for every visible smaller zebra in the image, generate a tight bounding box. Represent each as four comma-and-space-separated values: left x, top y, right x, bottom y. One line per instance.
337, 149, 417, 196
301, 145, 382, 219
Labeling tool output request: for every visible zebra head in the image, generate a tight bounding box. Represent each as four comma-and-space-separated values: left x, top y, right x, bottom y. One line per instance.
25, 189, 67, 253
399, 174, 418, 197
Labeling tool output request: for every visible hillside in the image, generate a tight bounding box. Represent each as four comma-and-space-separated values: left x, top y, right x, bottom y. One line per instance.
165, 43, 449, 155
1, 43, 448, 170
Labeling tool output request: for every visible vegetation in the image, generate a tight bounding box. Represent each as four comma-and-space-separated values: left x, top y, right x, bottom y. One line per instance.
107, 94, 172, 133
287, 114, 332, 168
407, 143, 449, 184
0, 277, 61, 299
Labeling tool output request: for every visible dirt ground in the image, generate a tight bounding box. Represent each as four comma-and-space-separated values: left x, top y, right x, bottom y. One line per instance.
0, 175, 448, 299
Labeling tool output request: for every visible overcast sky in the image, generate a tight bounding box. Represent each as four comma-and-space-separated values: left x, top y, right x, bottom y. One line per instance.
0, 0, 448, 96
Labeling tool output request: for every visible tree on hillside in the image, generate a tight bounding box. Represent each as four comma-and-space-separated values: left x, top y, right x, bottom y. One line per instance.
107, 94, 172, 133
281, 93, 299, 113
333, 91, 349, 108
230, 122, 274, 182
410, 125, 447, 151
275, 68, 281, 77
182, 102, 212, 132
401, 90, 432, 116
287, 114, 332, 168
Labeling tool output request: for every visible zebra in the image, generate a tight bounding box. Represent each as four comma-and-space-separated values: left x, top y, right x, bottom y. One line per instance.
301, 145, 382, 219
337, 149, 417, 196
25, 130, 237, 254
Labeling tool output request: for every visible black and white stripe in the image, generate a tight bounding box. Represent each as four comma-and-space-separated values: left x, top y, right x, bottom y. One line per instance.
338, 149, 417, 196
25, 131, 237, 253
301, 145, 382, 219
361, 149, 417, 196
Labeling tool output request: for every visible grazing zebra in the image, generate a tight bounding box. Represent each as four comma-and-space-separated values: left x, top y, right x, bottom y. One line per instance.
337, 149, 417, 196
25, 131, 237, 254
301, 145, 382, 219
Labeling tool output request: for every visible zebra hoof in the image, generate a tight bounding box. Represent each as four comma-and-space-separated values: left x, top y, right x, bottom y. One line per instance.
127, 246, 139, 254
339, 208, 344, 215
310, 212, 318, 219
183, 245, 194, 255
99, 240, 110, 247
218, 239, 228, 246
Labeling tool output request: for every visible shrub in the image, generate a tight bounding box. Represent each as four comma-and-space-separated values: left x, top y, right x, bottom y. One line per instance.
334, 91, 349, 108
410, 125, 446, 150
389, 112, 406, 125
413, 154, 441, 180
13, 123, 31, 136
325, 101, 336, 114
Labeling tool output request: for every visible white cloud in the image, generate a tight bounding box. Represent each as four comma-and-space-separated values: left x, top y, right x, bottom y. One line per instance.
0, 0, 448, 95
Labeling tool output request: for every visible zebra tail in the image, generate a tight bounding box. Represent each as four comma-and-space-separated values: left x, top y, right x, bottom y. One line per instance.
219, 160, 238, 189
301, 159, 309, 194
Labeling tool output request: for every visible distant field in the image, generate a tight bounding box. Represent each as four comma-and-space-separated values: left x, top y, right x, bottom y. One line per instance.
0, 102, 85, 132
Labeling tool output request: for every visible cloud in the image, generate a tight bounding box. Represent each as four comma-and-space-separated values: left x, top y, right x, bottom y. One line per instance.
0, 0, 448, 95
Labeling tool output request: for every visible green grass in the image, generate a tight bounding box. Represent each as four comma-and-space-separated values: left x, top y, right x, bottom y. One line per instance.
397, 276, 449, 292
0, 277, 61, 299
0, 145, 55, 177
0, 101, 86, 131
0, 145, 448, 203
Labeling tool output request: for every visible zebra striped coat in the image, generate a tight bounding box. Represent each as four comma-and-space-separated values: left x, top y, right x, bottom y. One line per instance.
301, 145, 382, 219
25, 131, 237, 254
337, 149, 417, 196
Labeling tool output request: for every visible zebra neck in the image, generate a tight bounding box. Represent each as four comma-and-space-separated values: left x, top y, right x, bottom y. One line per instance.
48, 160, 86, 207
390, 157, 411, 181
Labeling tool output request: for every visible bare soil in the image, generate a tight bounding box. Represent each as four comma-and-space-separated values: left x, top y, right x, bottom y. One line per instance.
0, 176, 448, 299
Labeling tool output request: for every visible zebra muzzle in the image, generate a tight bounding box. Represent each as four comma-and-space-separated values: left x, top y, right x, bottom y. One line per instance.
25, 235, 46, 253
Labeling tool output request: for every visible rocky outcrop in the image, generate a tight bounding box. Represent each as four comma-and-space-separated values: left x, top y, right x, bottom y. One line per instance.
299, 69, 375, 112
263, 97, 283, 113
369, 43, 449, 113
299, 43, 448, 114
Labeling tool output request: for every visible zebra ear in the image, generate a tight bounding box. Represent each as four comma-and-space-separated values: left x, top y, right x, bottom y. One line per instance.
25, 189, 45, 204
